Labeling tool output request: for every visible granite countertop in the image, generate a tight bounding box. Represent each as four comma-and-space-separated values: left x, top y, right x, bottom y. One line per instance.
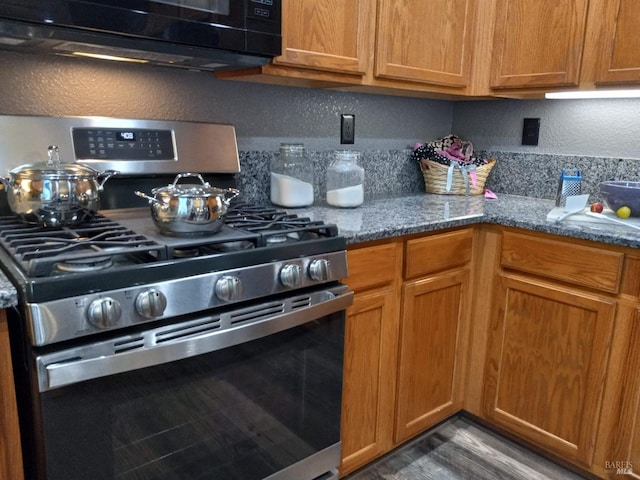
1, 193, 638, 309
292, 192, 640, 248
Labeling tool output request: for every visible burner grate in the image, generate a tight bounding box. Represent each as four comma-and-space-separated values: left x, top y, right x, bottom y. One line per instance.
0, 216, 167, 277
225, 203, 339, 245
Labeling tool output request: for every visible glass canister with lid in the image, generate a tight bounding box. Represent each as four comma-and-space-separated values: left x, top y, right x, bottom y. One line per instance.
270, 143, 314, 207
326, 150, 364, 207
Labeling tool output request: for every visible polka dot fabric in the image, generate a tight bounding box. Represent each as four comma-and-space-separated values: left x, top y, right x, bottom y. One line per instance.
412, 134, 486, 168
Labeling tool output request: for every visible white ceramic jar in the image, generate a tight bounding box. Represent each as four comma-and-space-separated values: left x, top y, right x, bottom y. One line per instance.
326, 150, 364, 208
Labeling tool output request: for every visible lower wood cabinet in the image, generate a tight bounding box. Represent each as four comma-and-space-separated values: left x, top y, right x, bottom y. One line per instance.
340, 226, 637, 479
603, 307, 640, 479
341, 287, 399, 474
395, 269, 470, 444
340, 229, 473, 475
482, 274, 616, 467
0, 310, 24, 480
340, 242, 402, 475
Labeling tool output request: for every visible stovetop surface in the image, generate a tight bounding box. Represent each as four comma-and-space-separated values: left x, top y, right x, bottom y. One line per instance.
0, 202, 344, 303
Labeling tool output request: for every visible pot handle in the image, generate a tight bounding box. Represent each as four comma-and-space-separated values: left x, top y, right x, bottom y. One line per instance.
171, 172, 207, 187
134, 191, 160, 204
97, 170, 119, 189
224, 188, 240, 204
47, 145, 61, 166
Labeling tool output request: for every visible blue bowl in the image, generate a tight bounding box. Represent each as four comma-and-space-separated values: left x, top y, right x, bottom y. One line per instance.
599, 181, 640, 217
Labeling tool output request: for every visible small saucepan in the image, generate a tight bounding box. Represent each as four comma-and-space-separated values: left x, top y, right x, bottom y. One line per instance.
1, 145, 118, 227
135, 173, 240, 236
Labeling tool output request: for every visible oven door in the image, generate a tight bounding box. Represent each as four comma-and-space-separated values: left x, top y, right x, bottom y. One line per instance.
28, 285, 351, 480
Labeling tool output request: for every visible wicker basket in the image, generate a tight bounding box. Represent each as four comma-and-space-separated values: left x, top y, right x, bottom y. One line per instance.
420, 158, 496, 195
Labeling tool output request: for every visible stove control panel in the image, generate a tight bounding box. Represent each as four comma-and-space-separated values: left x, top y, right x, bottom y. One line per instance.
25, 251, 348, 346
72, 127, 176, 161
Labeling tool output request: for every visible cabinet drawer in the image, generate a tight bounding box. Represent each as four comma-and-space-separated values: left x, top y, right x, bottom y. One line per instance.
405, 229, 473, 279
346, 242, 401, 291
501, 231, 623, 293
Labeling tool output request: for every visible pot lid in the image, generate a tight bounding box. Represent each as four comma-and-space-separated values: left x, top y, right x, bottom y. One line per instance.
152, 183, 227, 197
151, 173, 226, 197
9, 146, 98, 178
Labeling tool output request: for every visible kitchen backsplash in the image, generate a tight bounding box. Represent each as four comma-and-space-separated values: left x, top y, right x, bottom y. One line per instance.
236, 149, 640, 204
236, 149, 423, 205
481, 152, 640, 201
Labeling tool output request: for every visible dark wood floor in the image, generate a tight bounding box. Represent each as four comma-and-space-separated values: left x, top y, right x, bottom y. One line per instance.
344, 416, 590, 480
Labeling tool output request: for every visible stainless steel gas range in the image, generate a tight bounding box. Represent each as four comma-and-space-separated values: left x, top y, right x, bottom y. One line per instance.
0, 116, 352, 480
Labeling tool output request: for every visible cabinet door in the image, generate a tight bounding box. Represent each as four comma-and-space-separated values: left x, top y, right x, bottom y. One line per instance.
483, 274, 616, 467
607, 308, 640, 479
589, 0, 640, 85
0, 310, 24, 480
490, 0, 589, 89
272, 0, 375, 75
340, 287, 400, 475
375, 0, 477, 88
395, 269, 470, 443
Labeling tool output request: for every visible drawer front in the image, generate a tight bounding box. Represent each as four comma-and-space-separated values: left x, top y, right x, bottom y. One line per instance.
405, 229, 473, 279
501, 231, 623, 293
346, 242, 401, 291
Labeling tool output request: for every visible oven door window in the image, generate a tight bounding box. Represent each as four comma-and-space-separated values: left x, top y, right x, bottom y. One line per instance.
37, 313, 344, 480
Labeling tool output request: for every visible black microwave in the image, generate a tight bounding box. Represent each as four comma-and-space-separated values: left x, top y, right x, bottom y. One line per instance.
0, 0, 281, 71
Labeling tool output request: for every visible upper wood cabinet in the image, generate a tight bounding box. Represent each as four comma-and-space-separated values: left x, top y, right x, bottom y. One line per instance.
219, 0, 640, 97
489, 0, 589, 90
582, 0, 640, 86
218, 0, 486, 97
374, 0, 477, 89
271, 0, 374, 76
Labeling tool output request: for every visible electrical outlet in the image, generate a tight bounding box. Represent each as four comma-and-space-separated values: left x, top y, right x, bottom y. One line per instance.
522, 117, 540, 145
341, 114, 355, 144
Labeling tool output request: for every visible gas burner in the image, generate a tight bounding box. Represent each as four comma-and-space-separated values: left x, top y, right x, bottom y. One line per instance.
266, 235, 288, 244
172, 247, 200, 258
55, 256, 114, 273
0, 216, 165, 277
206, 240, 255, 253
224, 203, 339, 246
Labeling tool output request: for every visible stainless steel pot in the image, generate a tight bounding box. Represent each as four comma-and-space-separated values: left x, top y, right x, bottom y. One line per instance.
135, 173, 240, 236
1, 145, 118, 227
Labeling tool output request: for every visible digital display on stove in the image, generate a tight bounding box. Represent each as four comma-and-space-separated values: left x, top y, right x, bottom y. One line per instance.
72, 127, 176, 161
116, 131, 136, 142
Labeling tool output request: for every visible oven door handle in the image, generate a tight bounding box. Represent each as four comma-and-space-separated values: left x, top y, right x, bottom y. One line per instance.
39, 287, 353, 392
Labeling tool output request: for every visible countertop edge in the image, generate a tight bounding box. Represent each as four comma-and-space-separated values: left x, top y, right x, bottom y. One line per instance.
2, 193, 639, 309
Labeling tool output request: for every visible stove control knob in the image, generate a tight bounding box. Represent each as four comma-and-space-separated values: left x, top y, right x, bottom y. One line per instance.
308, 259, 331, 282
280, 264, 303, 288
215, 276, 242, 302
135, 289, 168, 319
87, 297, 122, 329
